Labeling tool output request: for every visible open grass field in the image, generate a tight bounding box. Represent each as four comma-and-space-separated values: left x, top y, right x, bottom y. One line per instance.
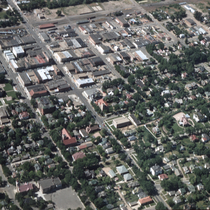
3, 83, 13, 91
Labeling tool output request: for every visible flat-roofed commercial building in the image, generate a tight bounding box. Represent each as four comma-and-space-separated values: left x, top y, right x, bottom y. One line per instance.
113, 117, 131, 128
26, 84, 49, 99
115, 17, 129, 27
12, 46, 25, 58
36, 96, 55, 115
135, 50, 148, 61
18, 72, 32, 87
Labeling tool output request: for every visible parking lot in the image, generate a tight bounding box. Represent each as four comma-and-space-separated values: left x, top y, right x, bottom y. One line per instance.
44, 187, 85, 210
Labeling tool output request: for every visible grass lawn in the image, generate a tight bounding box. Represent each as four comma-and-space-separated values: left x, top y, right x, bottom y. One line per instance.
6, 91, 17, 99
111, 125, 116, 131
0, 101, 2, 106
4, 83, 13, 91
106, 120, 112, 125
124, 192, 138, 203
5, 99, 14, 104
0, 11, 6, 19
196, 201, 206, 209
172, 122, 184, 134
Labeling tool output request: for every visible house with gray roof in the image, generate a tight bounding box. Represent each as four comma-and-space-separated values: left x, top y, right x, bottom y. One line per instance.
107, 169, 116, 178
123, 173, 133, 182
116, 165, 128, 174
173, 196, 181, 204
150, 164, 162, 176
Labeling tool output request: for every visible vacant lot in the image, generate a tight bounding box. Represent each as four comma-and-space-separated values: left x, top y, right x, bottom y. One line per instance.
142, 0, 210, 12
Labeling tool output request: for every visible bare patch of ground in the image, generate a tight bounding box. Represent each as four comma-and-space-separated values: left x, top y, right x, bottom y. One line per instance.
142, 0, 210, 12
102, 0, 132, 11
173, 112, 185, 121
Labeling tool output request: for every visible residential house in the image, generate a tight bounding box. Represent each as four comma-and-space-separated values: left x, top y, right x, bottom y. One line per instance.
181, 72, 188, 79
72, 152, 86, 162
193, 112, 207, 122
163, 157, 170, 164
187, 184, 196, 193
197, 183, 204, 191
105, 147, 114, 154
16, 181, 33, 193
34, 163, 41, 171
138, 196, 153, 206
77, 142, 93, 150
190, 135, 198, 142
127, 181, 140, 188
201, 133, 210, 143
0, 108, 9, 125
178, 188, 186, 195
204, 163, 210, 169
116, 165, 128, 174
152, 126, 161, 135
183, 166, 190, 174
79, 129, 88, 138
19, 111, 29, 120
167, 191, 175, 196
150, 164, 162, 176
84, 169, 95, 179
86, 125, 100, 134
128, 201, 138, 207
174, 169, 181, 177
173, 196, 181, 204
95, 186, 105, 193
179, 114, 189, 126
95, 99, 108, 111
62, 128, 77, 147
155, 145, 164, 153
128, 135, 136, 141
158, 174, 168, 181
123, 173, 133, 182
163, 165, 171, 172
107, 169, 116, 178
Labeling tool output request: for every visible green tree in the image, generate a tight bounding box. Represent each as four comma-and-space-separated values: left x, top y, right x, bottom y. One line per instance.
15, 92, 21, 99
56, 10, 62, 16
155, 202, 167, 210
30, 99, 37, 108
198, 34, 204, 41
0, 74, 5, 83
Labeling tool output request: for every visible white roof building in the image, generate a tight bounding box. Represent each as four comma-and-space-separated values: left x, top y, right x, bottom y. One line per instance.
12, 46, 24, 58
135, 50, 148, 61
75, 78, 94, 87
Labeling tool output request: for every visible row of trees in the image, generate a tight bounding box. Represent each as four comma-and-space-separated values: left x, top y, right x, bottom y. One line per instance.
19, 0, 108, 11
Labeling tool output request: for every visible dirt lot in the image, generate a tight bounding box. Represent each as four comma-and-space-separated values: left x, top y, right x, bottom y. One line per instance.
102, 0, 133, 11
173, 112, 185, 121
142, 0, 210, 12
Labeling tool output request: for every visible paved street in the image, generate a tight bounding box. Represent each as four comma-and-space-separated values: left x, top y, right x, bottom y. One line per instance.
0, 165, 20, 208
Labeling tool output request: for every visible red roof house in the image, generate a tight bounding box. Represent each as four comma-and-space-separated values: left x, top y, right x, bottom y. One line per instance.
19, 112, 30, 120
95, 99, 108, 111
72, 152, 86, 162
126, 94, 132, 99
190, 135, 198, 142
158, 174, 169, 181
62, 128, 77, 147
138, 196, 153, 206
17, 182, 33, 193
